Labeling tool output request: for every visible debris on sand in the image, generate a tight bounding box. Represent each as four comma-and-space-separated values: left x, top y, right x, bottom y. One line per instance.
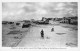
14, 36, 22, 39
7, 30, 22, 34
56, 33, 66, 35
69, 27, 78, 31
9, 27, 16, 29
46, 37, 50, 39
66, 43, 77, 47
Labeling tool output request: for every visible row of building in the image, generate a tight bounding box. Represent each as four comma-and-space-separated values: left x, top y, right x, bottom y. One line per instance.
2, 16, 78, 27
41, 16, 78, 25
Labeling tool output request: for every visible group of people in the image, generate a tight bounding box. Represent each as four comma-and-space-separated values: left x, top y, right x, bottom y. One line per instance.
40, 27, 54, 38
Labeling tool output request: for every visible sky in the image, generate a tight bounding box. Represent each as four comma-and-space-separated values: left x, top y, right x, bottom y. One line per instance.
2, 2, 78, 21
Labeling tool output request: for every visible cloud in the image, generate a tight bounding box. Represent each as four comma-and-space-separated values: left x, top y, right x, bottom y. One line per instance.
2, 2, 78, 21
23, 6, 36, 13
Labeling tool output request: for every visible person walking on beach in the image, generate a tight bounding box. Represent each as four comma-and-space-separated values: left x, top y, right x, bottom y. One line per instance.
40, 29, 44, 38
51, 28, 54, 32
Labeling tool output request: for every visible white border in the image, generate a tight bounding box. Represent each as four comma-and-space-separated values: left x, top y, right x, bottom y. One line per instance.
0, 0, 80, 51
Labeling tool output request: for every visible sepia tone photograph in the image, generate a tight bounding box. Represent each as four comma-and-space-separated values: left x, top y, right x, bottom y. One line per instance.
2, 2, 78, 48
